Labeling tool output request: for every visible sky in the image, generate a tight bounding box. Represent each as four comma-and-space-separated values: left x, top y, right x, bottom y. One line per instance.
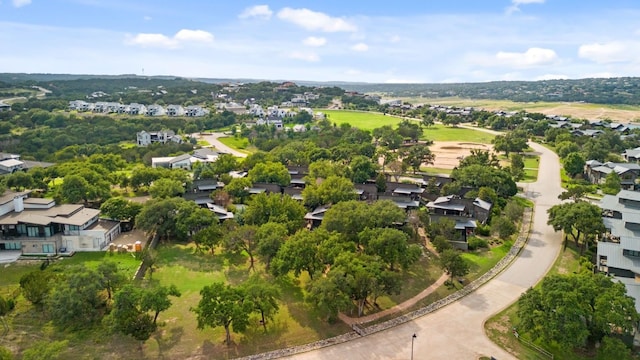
1, 0, 639, 83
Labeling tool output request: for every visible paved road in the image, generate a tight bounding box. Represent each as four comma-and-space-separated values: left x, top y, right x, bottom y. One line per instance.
195, 132, 248, 158
286, 142, 563, 360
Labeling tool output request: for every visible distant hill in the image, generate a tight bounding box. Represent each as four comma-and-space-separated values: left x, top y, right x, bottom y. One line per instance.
1, 73, 640, 105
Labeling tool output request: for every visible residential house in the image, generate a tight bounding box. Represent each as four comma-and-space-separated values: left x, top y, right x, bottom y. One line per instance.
145, 104, 166, 116
585, 161, 640, 190
0, 190, 120, 255
0, 103, 11, 112
166, 104, 185, 116
571, 129, 604, 137
206, 203, 234, 220
183, 179, 231, 220
597, 190, 640, 312
191, 148, 223, 164
248, 182, 282, 195
136, 130, 182, 146
304, 206, 331, 228
128, 103, 146, 115
0, 153, 53, 176
426, 195, 493, 250
185, 105, 210, 117
151, 154, 192, 170
68, 100, 93, 112
354, 183, 378, 202
292, 124, 307, 133
623, 147, 640, 163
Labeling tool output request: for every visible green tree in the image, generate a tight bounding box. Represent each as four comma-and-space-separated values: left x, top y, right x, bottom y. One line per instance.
0, 346, 12, 360
192, 224, 223, 254
241, 275, 280, 331
302, 175, 357, 208
225, 224, 259, 271
491, 217, 517, 238
271, 228, 323, 279
140, 284, 181, 325
305, 274, 350, 323
492, 130, 528, 157
58, 174, 90, 203
19, 271, 51, 308
547, 201, 605, 252
350, 155, 378, 183
248, 161, 290, 186
212, 154, 238, 176
306, 160, 349, 182
110, 284, 157, 342
97, 260, 127, 301
321, 200, 406, 243
100, 197, 142, 221
555, 141, 581, 158
518, 273, 638, 349
401, 144, 435, 173
602, 172, 621, 195
192, 282, 253, 345
47, 266, 104, 330
5, 171, 34, 191
563, 152, 586, 177
397, 119, 423, 141
256, 222, 288, 270
558, 185, 591, 201
175, 202, 218, 240
503, 200, 525, 222
224, 177, 252, 203
148, 178, 185, 199
373, 125, 403, 150
244, 193, 305, 233
451, 164, 517, 197
508, 153, 525, 181
439, 249, 470, 280
135, 197, 189, 240
360, 227, 421, 271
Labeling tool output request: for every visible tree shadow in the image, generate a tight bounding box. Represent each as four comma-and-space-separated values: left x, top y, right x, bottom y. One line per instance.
153, 326, 184, 358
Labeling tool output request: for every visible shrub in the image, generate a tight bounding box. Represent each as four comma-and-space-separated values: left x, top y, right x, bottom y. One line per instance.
468, 237, 488, 250
476, 224, 491, 236
431, 235, 452, 253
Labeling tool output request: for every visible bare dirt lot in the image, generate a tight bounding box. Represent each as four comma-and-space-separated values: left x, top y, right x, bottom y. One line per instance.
430, 141, 494, 169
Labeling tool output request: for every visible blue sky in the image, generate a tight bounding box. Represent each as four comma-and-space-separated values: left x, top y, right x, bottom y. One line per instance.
1, 0, 639, 83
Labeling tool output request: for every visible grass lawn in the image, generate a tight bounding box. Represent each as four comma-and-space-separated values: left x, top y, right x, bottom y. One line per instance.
462, 241, 513, 282
52, 251, 141, 276
322, 109, 403, 130
419, 166, 453, 175
422, 124, 495, 143
217, 136, 255, 154
484, 244, 589, 360
523, 169, 538, 182
118, 141, 136, 149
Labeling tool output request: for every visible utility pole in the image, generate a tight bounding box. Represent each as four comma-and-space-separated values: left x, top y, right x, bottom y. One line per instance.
411, 333, 417, 360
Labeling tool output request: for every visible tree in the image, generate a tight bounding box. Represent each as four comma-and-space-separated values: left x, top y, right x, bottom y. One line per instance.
302, 175, 357, 208
563, 152, 586, 177
192, 282, 253, 345
508, 153, 525, 181
97, 260, 127, 301
225, 225, 259, 271
241, 275, 280, 331
373, 125, 402, 150
397, 119, 423, 141
58, 174, 90, 203
451, 164, 517, 198
212, 154, 238, 176
248, 161, 290, 186
387, 160, 408, 182
192, 224, 223, 254
439, 249, 470, 280
350, 155, 378, 183
149, 178, 185, 199
175, 202, 218, 240
491, 217, 517, 238
401, 144, 435, 173
556, 141, 581, 158
256, 222, 288, 270
503, 200, 525, 222
135, 197, 187, 240
547, 201, 605, 252
321, 200, 406, 243
271, 228, 323, 279
244, 193, 305, 234
458, 149, 501, 169
19, 271, 51, 308
518, 273, 638, 350
602, 171, 621, 195
360, 227, 421, 271
224, 177, 252, 203
47, 266, 104, 330
307, 160, 349, 181
558, 185, 591, 201
0, 346, 12, 360
140, 284, 181, 325
492, 130, 528, 157
110, 284, 157, 342
305, 274, 350, 323
100, 197, 142, 222
5, 171, 34, 191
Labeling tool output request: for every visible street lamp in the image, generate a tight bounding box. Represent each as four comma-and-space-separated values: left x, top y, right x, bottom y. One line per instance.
411, 333, 417, 360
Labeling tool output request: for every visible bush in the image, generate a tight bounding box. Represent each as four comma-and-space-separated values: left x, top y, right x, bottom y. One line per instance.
476, 224, 491, 236
468, 237, 488, 250
491, 217, 517, 239
431, 235, 452, 253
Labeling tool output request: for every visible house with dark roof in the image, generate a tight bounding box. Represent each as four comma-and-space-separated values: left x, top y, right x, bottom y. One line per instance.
585, 161, 640, 190
622, 147, 640, 163
304, 205, 330, 228
248, 182, 282, 195
0, 191, 120, 255
151, 153, 192, 170
426, 195, 493, 250
597, 190, 640, 312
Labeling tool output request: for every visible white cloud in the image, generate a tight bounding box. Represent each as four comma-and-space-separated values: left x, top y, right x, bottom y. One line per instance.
390, 35, 401, 43
12, 0, 31, 7
238, 5, 272, 20
351, 42, 369, 52
289, 51, 320, 62
535, 74, 569, 81
384, 77, 422, 84
143, 16, 152, 21
303, 36, 327, 47
506, 0, 545, 15
277, 7, 357, 32
174, 29, 214, 43
578, 41, 629, 63
495, 47, 558, 67
125, 29, 214, 49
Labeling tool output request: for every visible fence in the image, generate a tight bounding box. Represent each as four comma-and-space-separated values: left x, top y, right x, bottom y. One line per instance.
513, 328, 554, 359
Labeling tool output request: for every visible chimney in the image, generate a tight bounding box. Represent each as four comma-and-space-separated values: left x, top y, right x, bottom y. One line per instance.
13, 195, 24, 213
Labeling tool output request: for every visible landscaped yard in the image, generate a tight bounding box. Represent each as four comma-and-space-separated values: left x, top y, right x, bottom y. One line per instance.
217, 136, 255, 154
322, 109, 403, 130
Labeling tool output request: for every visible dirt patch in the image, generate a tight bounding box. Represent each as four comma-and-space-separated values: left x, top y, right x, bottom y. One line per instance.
430, 141, 494, 169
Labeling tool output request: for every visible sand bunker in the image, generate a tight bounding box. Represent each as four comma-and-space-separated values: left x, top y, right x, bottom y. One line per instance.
429, 141, 494, 169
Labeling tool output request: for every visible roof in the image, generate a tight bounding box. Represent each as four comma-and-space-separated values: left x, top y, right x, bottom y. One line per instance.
169, 154, 192, 164
618, 190, 640, 203
0, 159, 23, 167
23, 197, 54, 205
0, 206, 98, 226
0, 190, 30, 206
426, 202, 466, 212
455, 220, 477, 229
473, 198, 493, 211
393, 187, 425, 195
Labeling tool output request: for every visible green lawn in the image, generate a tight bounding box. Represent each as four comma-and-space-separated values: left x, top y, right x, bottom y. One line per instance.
462, 241, 512, 282
419, 166, 453, 175
421, 124, 495, 143
322, 109, 403, 130
216, 136, 255, 154
51, 251, 141, 276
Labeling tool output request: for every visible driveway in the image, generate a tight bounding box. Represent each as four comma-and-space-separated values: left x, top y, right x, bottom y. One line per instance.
195, 132, 248, 158
0, 250, 21, 264
285, 141, 563, 359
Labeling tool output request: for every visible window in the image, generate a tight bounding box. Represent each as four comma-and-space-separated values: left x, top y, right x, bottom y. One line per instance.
5, 242, 21, 250
42, 243, 54, 253
623, 249, 640, 258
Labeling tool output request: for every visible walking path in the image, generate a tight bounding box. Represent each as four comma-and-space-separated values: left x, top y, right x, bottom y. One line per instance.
195, 132, 248, 158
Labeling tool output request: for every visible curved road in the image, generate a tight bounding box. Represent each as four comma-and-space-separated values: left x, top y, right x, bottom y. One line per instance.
286, 142, 563, 359
195, 132, 248, 158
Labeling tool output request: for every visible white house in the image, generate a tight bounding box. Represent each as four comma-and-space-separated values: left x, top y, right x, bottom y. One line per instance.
128, 103, 147, 115
292, 124, 307, 133
146, 104, 166, 116
166, 104, 185, 116
0, 191, 120, 254
151, 154, 192, 170
185, 105, 210, 117
136, 130, 182, 146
